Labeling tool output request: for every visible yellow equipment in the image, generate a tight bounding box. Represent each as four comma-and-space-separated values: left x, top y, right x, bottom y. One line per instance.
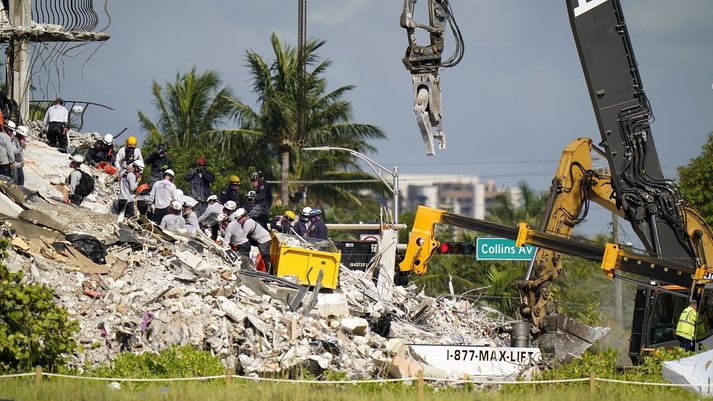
270, 232, 341, 289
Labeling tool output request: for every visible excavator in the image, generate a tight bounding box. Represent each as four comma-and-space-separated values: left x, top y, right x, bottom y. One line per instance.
399, 0, 713, 363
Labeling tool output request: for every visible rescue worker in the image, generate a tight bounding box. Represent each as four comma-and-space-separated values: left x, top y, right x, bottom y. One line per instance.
86, 134, 115, 165
183, 198, 200, 235
244, 190, 256, 213
148, 169, 178, 224
234, 207, 273, 274
676, 299, 698, 351
223, 200, 238, 220
294, 207, 311, 236
43, 98, 69, 150
249, 171, 272, 229
66, 154, 93, 205
272, 210, 296, 234
144, 143, 173, 184
115, 136, 143, 173
197, 195, 223, 240
117, 160, 143, 217
12, 125, 28, 186
219, 175, 243, 205
160, 200, 187, 232
307, 209, 328, 240
185, 156, 215, 215
222, 213, 251, 256
0, 120, 16, 178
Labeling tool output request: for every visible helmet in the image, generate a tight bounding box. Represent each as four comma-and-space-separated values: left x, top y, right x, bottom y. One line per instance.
250, 171, 263, 181
247, 190, 256, 199
197, 156, 207, 166
103, 134, 113, 145
126, 136, 138, 147
157, 143, 167, 154
71, 105, 84, 114
284, 210, 296, 220
71, 154, 84, 164
164, 169, 175, 177
309, 209, 322, 218
132, 160, 145, 170
233, 207, 247, 220
224, 200, 237, 211
229, 175, 240, 185
15, 125, 28, 137
207, 195, 218, 203
170, 200, 182, 210
6, 121, 16, 130
183, 198, 198, 208
301, 206, 312, 217
217, 213, 228, 223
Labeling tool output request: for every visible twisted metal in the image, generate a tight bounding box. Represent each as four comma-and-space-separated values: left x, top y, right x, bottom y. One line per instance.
32, 0, 102, 32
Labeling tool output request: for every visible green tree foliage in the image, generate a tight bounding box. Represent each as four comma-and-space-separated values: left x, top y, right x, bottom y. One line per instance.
678, 132, 713, 227
0, 251, 79, 372
219, 33, 387, 208
486, 180, 547, 226
138, 68, 239, 150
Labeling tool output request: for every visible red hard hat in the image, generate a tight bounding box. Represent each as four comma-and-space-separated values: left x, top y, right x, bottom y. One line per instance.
197, 156, 207, 166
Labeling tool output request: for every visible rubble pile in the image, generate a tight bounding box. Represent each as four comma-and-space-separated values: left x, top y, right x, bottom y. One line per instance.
0, 127, 509, 379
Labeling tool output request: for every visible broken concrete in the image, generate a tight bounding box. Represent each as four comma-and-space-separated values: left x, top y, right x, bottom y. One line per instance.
0, 124, 511, 380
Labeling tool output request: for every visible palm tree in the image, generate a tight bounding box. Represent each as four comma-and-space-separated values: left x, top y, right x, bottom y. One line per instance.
486, 180, 547, 227
217, 33, 386, 206
138, 68, 240, 150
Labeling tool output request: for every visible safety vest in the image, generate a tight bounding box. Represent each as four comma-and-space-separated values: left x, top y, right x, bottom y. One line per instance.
676, 306, 698, 341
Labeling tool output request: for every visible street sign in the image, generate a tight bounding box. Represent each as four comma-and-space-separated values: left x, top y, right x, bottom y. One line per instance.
409, 344, 541, 379
476, 238, 536, 261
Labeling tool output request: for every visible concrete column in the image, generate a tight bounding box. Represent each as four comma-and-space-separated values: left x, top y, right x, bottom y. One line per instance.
376, 227, 398, 302
9, 0, 32, 121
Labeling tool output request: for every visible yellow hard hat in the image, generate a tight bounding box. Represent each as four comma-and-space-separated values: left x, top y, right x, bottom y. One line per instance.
284, 210, 296, 220
126, 136, 138, 147
229, 175, 240, 184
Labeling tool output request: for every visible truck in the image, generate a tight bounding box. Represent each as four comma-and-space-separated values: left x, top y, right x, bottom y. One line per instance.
398, 0, 713, 363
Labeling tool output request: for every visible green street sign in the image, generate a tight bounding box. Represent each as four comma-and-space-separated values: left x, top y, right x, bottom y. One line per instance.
476, 238, 536, 261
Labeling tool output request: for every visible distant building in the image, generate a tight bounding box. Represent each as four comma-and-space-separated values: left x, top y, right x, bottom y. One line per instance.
397, 174, 520, 219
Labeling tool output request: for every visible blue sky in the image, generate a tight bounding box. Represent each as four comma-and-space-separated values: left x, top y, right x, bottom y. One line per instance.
41, 0, 713, 235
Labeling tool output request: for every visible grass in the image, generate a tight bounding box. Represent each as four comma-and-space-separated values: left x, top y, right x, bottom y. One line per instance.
0, 378, 701, 401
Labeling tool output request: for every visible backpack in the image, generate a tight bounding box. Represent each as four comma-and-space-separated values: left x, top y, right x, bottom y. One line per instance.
75, 170, 95, 197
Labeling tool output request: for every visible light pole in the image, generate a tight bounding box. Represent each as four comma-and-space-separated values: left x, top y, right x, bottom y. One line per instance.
303, 146, 400, 224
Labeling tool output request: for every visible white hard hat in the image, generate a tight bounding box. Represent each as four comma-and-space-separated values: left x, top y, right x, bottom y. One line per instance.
184, 199, 198, 208
164, 169, 175, 177
171, 200, 182, 210
301, 206, 312, 216
6, 121, 16, 130
224, 200, 237, 211
103, 133, 114, 145
71, 154, 85, 164
132, 159, 145, 169
217, 213, 228, 223
233, 207, 247, 220
207, 195, 218, 203
15, 125, 29, 137
71, 105, 84, 114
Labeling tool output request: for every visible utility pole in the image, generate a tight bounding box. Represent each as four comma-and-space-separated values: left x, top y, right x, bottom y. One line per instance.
1, 1, 110, 121
612, 212, 623, 327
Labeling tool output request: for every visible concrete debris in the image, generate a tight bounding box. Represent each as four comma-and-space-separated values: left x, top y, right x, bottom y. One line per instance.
0, 126, 510, 380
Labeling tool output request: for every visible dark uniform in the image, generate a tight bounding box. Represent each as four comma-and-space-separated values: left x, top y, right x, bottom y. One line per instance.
307, 218, 328, 240
251, 181, 272, 229
219, 185, 243, 206
86, 140, 115, 165
144, 152, 173, 184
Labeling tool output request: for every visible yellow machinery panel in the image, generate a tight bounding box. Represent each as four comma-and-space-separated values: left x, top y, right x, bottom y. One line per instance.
270, 233, 341, 289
